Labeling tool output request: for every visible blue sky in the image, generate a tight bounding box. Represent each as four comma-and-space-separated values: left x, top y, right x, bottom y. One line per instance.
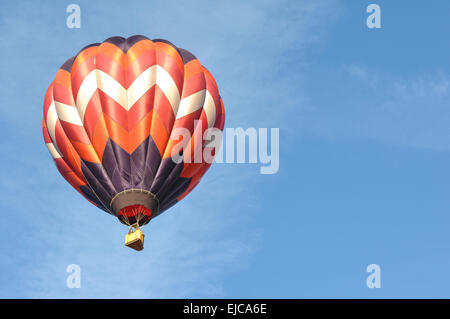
0, 0, 450, 298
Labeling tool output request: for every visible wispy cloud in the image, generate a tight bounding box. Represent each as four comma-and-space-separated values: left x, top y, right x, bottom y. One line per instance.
302, 63, 450, 150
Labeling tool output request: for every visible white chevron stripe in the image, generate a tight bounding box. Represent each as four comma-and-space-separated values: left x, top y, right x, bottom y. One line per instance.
46, 101, 63, 155
203, 91, 217, 128
75, 65, 181, 120
176, 89, 206, 119
46, 101, 58, 146
55, 101, 83, 126
46, 142, 62, 159
96, 70, 128, 107
154, 66, 180, 114
76, 70, 98, 120
127, 66, 156, 108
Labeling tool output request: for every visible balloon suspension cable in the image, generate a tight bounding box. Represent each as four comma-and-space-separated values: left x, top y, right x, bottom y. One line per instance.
122, 211, 131, 227
128, 207, 142, 233
129, 222, 140, 232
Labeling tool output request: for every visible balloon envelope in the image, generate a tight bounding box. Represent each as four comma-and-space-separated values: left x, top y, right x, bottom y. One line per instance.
42, 35, 225, 227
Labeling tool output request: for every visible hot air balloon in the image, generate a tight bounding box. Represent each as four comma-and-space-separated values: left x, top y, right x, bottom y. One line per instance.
42, 35, 225, 251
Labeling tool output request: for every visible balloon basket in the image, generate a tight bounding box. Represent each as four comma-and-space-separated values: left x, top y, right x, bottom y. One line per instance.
125, 226, 145, 251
